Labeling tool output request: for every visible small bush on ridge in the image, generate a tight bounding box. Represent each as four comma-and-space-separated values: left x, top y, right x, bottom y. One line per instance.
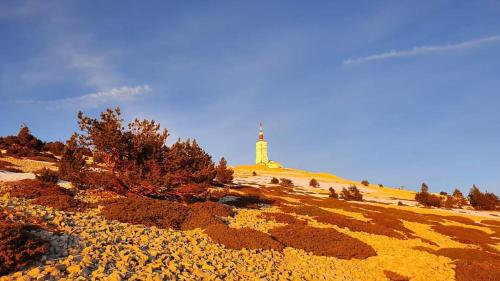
309, 178, 320, 188
415, 183, 441, 207
340, 186, 363, 201
329, 187, 338, 199
279, 178, 294, 187
468, 185, 498, 211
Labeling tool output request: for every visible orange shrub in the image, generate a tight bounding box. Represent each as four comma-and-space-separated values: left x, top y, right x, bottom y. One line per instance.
269, 224, 376, 259
204, 224, 283, 251
215, 157, 233, 184
415, 183, 441, 207
309, 178, 320, 188
0, 209, 49, 276
279, 178, 294, 187
340, 186, 363, 201
328, 187, 339, 199
34, 168, 59, 183
468, 185, 498, 211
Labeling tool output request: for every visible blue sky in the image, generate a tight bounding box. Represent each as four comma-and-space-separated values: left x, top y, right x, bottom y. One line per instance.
1, 1, 500, 194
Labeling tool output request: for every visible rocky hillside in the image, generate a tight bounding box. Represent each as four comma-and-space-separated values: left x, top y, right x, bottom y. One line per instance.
0, 159, 499, 280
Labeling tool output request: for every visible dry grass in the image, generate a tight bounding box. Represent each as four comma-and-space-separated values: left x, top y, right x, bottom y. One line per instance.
0, 160, 23, 173
0, 157, 56, 173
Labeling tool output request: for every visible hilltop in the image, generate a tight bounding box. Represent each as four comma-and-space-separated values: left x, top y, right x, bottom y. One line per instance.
233, 165, 498, 220
0, 109, 499, 280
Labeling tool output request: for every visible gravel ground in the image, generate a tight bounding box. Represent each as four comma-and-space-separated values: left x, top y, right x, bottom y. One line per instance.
0, 194, 462, 281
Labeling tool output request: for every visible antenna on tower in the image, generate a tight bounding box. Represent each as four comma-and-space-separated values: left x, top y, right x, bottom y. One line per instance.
258, 122, 264, 140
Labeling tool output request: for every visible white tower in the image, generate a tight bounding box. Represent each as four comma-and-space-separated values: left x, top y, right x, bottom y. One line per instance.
255, 123, 269, 164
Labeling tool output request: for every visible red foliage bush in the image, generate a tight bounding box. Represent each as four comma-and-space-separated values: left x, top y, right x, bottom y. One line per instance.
0, 125, 45, 157
415, 183, 441, 207
100, 197, 286, 251
76, 108, 220, 198
468, 185, 498, 211
269, 224, 376, 259
101, 197, 189, 229
481, 220, 500, 227
161, 139, 217, 189
431, 224, 496, 246
309, 178, 319, 188
204, 223, 283, 251
181, 201, 233, 230
8, 179, 86, 212
77, 171, 127, 193
215, 157, 233, 184
420, 247, 500, 281
100, 197, 232, 230
8, 179, 71, 199
279, 178, 294, 187
280, 204, 412, 239
31, 194, 86, 212
42, 141, 65, 156
340, 185, 363, 201
34, 168, 59, 183
328, 187, 339, 199
57, 134, 87, 184
451, 189, 468, 208
435, 248, 500, 261
455, 260, 500, 281
0, 209, 49, 276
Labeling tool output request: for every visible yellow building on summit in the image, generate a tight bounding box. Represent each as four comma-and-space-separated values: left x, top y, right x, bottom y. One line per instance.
255, 123, 283, 168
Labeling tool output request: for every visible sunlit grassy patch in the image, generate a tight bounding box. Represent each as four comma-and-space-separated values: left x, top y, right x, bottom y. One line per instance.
0, 157, 56, 173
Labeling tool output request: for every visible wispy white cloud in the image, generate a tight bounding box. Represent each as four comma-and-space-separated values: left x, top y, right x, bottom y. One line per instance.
20, 85, 151, 108
344, 35, 500, 65
18, 41, 121, 91
62, 41, 122, 90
